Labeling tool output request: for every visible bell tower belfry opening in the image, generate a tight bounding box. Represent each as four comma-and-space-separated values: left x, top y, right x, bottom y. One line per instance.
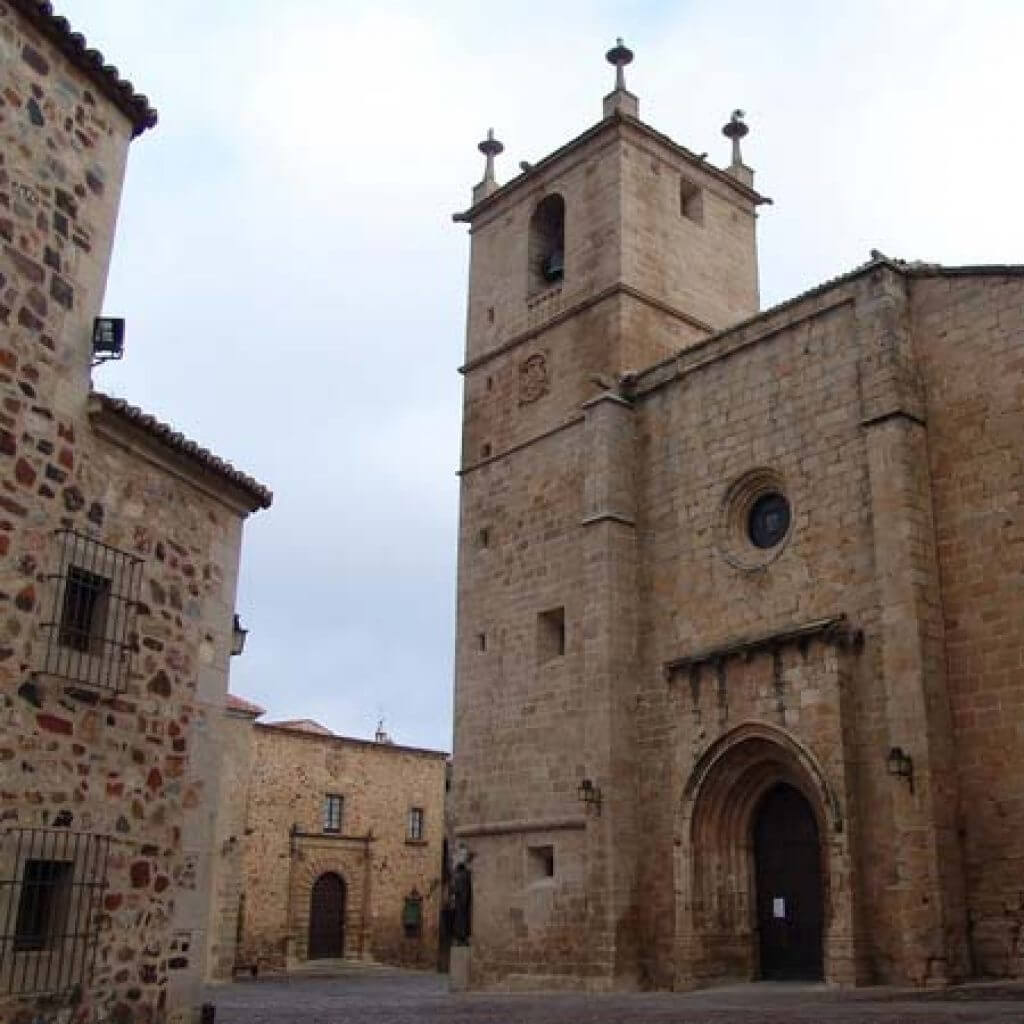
450, 42, 771, 991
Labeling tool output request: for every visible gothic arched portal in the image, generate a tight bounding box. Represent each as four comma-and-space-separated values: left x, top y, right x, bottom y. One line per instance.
675, 722, 849, 986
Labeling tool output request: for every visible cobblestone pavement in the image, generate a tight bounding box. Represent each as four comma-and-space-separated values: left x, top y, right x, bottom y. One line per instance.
207, 968, 1024, 1024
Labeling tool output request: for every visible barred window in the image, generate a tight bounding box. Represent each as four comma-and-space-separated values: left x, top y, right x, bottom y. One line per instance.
41, 530, 143, 692
0, 829, 109, 996
407, 807, 424, 842
323, 794, 343, 834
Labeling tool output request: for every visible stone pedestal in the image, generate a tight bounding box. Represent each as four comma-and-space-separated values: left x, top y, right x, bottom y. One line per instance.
449, 944, 471, 992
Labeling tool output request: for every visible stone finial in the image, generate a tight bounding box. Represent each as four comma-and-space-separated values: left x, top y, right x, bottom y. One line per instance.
603, 37, 639, 119
722, 109, 753, 186
473, 128, 504, 204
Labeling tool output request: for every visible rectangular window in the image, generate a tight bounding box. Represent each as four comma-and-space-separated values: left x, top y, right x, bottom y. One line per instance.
13, 860, 73, 952
323, 794, 343, 834
407, 807, 425, 841
58, 567, 110, 654
0, 829, 110, 996
527, 844, 555, 883
42, 530, 143, 692
537, 607, 566, 664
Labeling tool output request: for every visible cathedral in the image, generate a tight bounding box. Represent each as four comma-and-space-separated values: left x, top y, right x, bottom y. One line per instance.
451, 41, 1024, 990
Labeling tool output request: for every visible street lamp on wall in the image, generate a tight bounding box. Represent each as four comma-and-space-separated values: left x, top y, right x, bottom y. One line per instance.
577, 778, 603, 815
231, 614, 248, 657
886, 746, 914, 794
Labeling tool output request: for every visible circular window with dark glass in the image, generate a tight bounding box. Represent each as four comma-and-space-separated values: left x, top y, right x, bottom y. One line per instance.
748, 492, 791, 549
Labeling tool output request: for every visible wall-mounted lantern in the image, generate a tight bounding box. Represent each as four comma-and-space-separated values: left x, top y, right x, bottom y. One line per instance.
577, 777, 603, 815
230, 613, 248, 657
886, 746, 914, 794
91, 316, 125, 367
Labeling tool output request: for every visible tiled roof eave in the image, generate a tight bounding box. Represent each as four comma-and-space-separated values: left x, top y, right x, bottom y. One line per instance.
9, 0, 158, 136
88, 392, 273, 511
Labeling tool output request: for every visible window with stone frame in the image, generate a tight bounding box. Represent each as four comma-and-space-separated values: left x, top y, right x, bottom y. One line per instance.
0, 829, 110, 996
407, 807, 425, 842
323, 794, 344, 834
41, 529, 143, 692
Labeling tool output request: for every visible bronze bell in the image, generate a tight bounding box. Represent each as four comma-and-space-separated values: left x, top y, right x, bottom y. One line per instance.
542, 249, 564, 283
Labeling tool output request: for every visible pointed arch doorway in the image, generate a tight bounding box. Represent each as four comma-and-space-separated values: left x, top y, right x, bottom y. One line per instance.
754, 783, 824, 980
676, 723, 847, 987
308, 872, 346, 959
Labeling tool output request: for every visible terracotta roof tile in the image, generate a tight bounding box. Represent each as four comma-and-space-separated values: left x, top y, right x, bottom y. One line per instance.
89, 392, 273, 510
10, 0, 158, 137
226, 694, 265, 717
263, 719, 335, 736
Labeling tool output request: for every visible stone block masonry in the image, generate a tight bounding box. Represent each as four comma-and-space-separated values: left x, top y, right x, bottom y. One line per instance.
207, 715, 449, 978
451, 51, 1024, 991
0, 4, 270, 1023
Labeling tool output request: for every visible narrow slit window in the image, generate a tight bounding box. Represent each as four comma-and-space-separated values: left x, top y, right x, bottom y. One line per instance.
680, 177, 703, 224
537, 607, 566, 664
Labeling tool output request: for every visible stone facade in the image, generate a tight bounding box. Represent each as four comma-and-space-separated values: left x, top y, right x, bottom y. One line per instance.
206, 708, 448, 979
0, 4, 270, 1023
451, 66, 1024, 991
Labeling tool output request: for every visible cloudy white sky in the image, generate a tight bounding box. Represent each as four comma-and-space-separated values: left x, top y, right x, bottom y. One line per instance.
57, 1, 1023, 751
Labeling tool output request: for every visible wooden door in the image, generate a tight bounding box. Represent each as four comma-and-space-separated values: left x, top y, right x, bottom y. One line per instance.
308, 873, 345, 960
754, 784, 823, 980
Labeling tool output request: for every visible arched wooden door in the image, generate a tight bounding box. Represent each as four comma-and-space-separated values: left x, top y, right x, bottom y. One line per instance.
754, 784, 824, 980
308, 872, 346, 960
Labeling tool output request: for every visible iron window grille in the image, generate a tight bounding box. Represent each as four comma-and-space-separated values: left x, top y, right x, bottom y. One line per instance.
407, 807, 425, 842
40, 529, 143, 692
322, 795, 343, 834
0, 829, 110, 996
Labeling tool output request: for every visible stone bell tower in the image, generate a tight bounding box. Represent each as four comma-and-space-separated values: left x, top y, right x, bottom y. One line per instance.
450, 41, 769, 989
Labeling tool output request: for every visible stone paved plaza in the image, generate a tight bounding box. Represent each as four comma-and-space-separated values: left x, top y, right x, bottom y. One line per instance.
207, 968, 1024, 1023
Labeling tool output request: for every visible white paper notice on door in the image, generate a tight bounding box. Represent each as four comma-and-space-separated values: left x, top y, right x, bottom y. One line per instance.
772, 897, 786, 919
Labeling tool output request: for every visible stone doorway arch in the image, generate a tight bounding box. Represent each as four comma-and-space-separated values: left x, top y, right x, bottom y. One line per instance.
674, 721, 855, 988
308, 872, 346, 960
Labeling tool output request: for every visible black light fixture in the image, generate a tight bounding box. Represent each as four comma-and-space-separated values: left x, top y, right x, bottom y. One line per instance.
577, 777, 603, 815
886, 746, 914, 793
91, 316, 125, 366
230, 613, 248, 657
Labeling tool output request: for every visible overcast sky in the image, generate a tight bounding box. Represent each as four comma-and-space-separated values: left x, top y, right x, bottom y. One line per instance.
57, 1, 1023, 751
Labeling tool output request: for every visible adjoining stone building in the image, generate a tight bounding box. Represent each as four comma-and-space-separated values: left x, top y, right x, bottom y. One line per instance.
205, 700, 448, 979
451, 42, 1024, 991
0, 3, 271, 1023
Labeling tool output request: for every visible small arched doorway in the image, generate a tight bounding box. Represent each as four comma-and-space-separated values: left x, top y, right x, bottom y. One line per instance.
754, 783, 824, 980
308, 872, 346, 960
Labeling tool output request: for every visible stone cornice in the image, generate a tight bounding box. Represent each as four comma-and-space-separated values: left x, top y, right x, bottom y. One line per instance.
453, 112, 768, 226
455, 815, 587, 837
459, 282, 713, 376
664, 615, 862, 681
